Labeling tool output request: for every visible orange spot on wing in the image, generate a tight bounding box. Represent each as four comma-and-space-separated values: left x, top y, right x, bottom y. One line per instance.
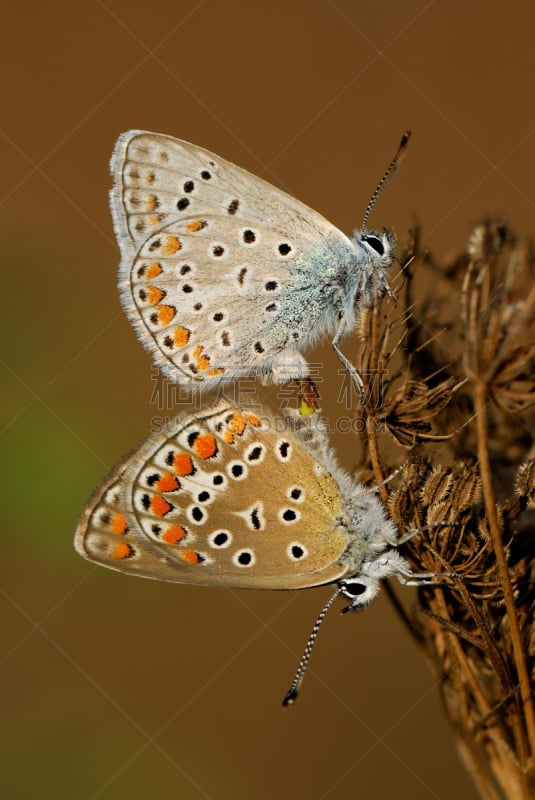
162, 524, 187, 544
148, 215, 159, 226
163, 235, 181, 255
193, 434, 217, 459
150, 496, 173, 516
206, 368, 225, 376
146, 285, 165, 305
112, 542, 133, 559
173, 326, 190, 347
181, 549, 201, 564
111, 513, 128, 535
157, 305, 176, 325
245, 414, 261, 427
192, 345, 210, 371
147, 194, 157, 211
155, 472, 180, 492
228, 414, 245, 435
146, 262, 162, 279
224, 431, 234, 444
186, 220, 205, 232
173, 452, 194, 476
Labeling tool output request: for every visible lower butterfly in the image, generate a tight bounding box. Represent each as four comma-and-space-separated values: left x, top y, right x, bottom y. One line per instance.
75, 401, 440, 703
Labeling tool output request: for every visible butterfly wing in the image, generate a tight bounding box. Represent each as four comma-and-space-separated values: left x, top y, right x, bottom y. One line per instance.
75, 403, 350, 589
110, 131, 359, 386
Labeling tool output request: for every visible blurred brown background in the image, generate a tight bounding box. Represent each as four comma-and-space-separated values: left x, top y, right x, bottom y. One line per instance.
2, 1, 534, 798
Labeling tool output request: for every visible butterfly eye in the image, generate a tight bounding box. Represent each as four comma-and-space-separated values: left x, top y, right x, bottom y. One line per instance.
362, 235, 384, 256
342, 581, 367, 597
340, 578, 380, 612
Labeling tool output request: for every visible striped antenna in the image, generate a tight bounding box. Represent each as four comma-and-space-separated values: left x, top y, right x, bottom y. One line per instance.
282, 585, 342, 706
360, 131, 411, 234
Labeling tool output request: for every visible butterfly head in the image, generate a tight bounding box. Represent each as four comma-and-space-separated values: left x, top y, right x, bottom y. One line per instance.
339, 546, 413, 612
343, 227, 396, 307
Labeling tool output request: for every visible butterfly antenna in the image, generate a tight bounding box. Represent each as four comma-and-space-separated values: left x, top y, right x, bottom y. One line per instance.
282, 585, 342, 707
360, 131, 411, 233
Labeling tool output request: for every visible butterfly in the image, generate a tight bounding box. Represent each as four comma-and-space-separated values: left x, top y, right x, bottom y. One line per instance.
110, 130, 409, 388
75, 401, 435, 703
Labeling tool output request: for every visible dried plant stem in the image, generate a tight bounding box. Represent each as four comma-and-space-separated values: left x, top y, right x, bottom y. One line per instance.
367, 418, 385, 491
365, 303, 386, 495
440, 617, 504, 800
473, 380, 535, 761
433, 590, 494, 716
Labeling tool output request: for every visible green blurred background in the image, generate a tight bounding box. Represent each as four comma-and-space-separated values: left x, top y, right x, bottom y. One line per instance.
3, 1, 535, 797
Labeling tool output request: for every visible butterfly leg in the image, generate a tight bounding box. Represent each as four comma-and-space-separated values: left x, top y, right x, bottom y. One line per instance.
396, 572, 446, 586
392, 556, 452, 586
363, 550, 447, 586
331, 319, 365, 399
396, 520, 458, 546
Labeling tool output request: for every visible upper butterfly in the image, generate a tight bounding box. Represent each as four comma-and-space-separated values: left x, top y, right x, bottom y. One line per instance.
110, 130, 409, 387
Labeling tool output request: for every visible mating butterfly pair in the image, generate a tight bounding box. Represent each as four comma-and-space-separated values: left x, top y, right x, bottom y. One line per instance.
75, 131, 435, 703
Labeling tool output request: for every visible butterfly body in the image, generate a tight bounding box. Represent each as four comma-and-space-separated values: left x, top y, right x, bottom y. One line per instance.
110, 131, 396, 386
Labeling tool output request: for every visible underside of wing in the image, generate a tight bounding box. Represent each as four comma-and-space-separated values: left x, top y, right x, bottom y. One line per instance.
110, 132, 357, 385
75, 403, 350, 589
